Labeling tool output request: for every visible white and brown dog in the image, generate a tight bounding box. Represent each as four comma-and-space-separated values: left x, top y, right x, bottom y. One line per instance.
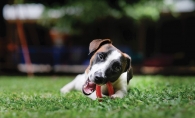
60, 39, 133, 100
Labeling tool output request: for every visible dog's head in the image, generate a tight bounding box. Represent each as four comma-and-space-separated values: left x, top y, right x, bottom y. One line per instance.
82, 39, 133, 95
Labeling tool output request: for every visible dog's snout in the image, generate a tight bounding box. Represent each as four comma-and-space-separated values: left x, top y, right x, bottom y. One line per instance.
94, 71, 105, 84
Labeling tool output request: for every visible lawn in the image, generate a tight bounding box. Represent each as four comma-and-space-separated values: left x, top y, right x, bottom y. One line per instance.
0, 75, 195, 118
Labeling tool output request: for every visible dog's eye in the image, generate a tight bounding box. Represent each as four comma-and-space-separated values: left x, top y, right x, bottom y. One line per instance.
112, 62, 121, 72
98, 53, 105, 60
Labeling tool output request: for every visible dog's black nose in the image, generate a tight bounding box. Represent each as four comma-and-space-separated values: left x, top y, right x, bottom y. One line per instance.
94, 71, 104, 84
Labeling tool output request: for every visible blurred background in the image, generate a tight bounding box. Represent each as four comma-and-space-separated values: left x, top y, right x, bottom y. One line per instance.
0, 0, 195, 76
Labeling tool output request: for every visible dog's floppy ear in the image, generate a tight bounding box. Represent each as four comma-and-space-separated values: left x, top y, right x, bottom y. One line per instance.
123, 53, 133, 83
88, 39, 112, 55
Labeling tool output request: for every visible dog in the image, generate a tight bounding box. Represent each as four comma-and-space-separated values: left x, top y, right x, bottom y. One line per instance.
60, 39, 133, 100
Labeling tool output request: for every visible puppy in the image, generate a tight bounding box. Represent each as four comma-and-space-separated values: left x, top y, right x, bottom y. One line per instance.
60, 39, 133, 100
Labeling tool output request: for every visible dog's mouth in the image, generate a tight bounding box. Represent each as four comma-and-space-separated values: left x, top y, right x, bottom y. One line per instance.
82, 78, 96, 95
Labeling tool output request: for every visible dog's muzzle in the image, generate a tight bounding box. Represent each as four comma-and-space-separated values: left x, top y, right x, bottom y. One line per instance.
94, 71, 107, 84
82, 71, 107, 95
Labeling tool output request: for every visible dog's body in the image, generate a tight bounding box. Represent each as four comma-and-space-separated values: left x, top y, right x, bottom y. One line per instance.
60, 39, 133, 100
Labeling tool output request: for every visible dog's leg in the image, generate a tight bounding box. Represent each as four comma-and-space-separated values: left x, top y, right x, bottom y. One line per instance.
110, 72, 128, 98
60, 74, 86, 93
111, 89, 127, 98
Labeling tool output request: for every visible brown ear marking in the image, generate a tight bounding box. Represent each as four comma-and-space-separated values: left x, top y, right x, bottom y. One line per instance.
123, 53, 131, 72
88, 39, 112, 55
123, 53, 133, 83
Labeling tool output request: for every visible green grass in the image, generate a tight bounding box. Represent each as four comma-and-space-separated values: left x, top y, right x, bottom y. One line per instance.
0, 75, 195, 118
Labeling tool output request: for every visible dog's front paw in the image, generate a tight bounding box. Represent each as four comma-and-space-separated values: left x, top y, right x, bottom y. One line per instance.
60, 87, 71, 94
110, 94, 122, 99
110, 93, 124, 99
